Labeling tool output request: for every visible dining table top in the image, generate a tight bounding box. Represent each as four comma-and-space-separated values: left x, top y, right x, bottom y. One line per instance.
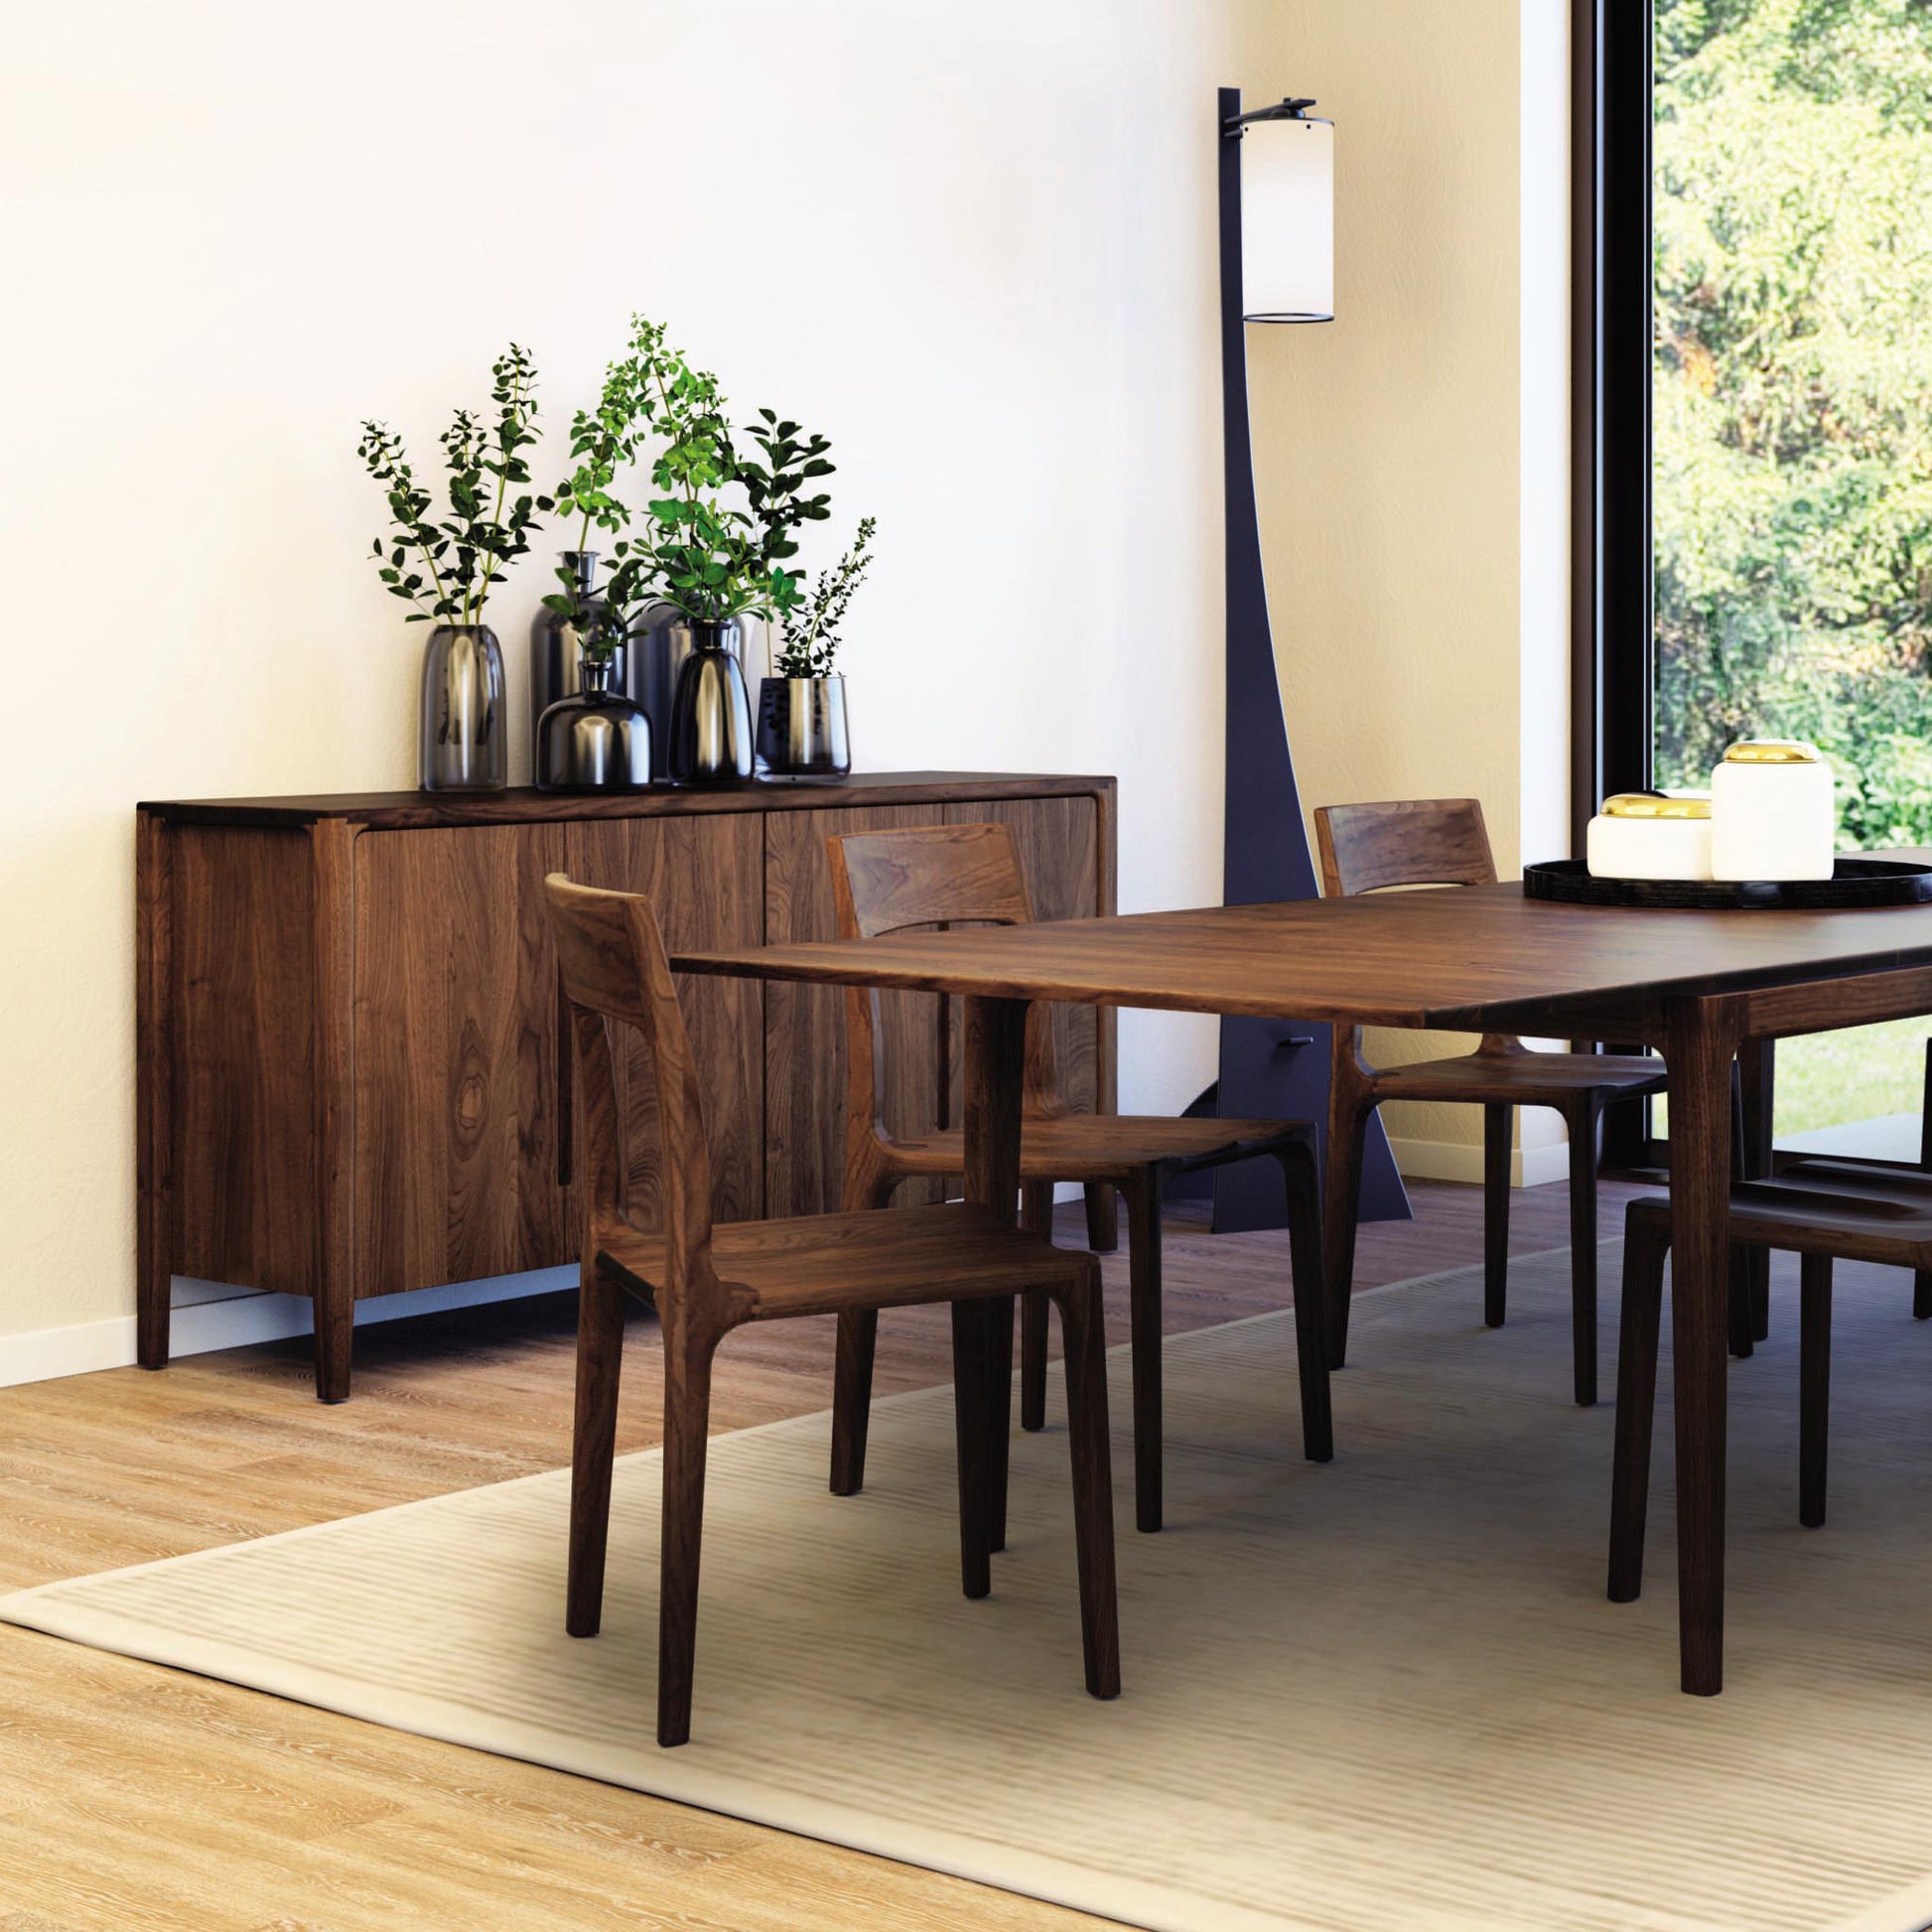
674, 879, 1932, 1031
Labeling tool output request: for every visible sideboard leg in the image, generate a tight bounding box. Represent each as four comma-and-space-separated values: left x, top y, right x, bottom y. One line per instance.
311, 820, 357, 1403
314, 1291, 353, 1404
136, 810, 174, 1370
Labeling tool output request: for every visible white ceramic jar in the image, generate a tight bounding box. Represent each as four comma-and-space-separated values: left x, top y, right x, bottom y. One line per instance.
1709, 741, 1835, 882
1585, 792, 1715, 881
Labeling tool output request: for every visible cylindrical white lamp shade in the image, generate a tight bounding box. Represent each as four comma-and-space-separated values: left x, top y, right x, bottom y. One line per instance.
1240, 114, 1333, 323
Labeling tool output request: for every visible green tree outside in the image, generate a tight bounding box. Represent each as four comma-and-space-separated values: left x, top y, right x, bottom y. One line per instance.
1654, 0, 1932, 847
1654, 0, 1932, 1138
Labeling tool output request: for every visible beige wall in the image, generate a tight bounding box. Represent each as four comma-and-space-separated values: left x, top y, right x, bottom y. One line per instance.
0, 0, 1243, 1365
1238, 0, 1571, 1177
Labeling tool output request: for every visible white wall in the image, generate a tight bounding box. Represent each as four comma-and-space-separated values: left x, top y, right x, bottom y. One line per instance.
0, 0, 1239, 1364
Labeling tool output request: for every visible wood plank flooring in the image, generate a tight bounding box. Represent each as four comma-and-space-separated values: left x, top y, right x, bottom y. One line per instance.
0, 1176, 1635, 1930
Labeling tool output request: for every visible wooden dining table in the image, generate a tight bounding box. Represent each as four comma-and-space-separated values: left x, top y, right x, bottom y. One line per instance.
676, 880, 1932, 1695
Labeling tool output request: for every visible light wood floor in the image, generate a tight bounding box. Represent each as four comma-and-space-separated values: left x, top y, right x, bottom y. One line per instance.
0, 1176, 1638, 1931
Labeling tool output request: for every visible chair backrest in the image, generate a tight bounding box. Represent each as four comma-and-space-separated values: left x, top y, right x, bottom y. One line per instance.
831, 821, 1035, 937
544, 874, 715, 1285
826, 822, 1062, 1141
1314, 798, 1497, 898
1312, 798, 1516, 1058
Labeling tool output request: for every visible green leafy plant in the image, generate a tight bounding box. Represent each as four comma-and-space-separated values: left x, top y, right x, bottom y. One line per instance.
359, 345, 541, 627
775, 516, 877, 677
633, 362, 835, 625
536, 317, 665, 661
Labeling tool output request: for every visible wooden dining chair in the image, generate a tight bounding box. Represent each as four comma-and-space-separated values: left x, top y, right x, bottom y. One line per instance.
1609, 1167, 1932, 1598
544, 873, 1120, 1747
824, 821, 1331, 1535
1314, 798, 1669, 1406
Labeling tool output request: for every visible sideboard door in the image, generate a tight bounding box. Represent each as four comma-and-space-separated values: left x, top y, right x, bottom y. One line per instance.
564, 813, 765, 1227
763, 806, 952, 1217
353, 823, 571, 1298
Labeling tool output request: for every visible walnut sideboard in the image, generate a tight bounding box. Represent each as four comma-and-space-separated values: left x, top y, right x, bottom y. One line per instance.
136, 773, 1117, 1400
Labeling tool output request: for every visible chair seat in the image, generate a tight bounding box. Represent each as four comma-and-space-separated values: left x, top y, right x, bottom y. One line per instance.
1371, 1049, 1666, 1103
1628, 1179, 1932, 1267
597, 1200, 1090, 1319
879, 1113, 1307, 1183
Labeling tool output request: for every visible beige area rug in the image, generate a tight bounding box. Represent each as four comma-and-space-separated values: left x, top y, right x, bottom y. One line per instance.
12, 1248, 1932, 1932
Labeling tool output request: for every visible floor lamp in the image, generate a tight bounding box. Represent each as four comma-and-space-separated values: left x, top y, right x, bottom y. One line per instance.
1205, 87, 1409, 1232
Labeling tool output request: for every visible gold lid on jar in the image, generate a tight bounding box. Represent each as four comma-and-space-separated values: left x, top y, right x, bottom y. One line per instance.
1601, 792, 1713, 820
1724, 741, 1820, 764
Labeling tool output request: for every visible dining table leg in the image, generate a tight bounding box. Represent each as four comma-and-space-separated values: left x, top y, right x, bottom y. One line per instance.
961, 996, 1030, 1546
1663, 994, 1745, 1696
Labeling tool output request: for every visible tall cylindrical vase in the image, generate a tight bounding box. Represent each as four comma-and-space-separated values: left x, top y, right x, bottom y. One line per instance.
419, 623, 506, 792
667, 619, 755, 785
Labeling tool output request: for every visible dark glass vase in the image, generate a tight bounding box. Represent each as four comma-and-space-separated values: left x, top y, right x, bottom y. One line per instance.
419, 623, 506, 792
666, 619, 755, 785
754, 674, 852, 783
534, 655, 652, 793
529, 552, 623, 765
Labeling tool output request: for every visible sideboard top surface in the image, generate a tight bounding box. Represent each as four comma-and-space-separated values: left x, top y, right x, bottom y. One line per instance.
138, 771, 1116, 831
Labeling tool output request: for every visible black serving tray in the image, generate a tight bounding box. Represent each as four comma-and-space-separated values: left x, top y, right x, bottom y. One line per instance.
1522, 857, 1932, 910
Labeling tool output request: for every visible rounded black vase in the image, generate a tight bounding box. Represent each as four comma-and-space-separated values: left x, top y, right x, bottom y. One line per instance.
534, 655, 652, 793
666, 620, 754, 785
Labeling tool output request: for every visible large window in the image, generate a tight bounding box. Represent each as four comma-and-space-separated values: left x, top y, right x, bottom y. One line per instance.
1587, 0, 1932, 1157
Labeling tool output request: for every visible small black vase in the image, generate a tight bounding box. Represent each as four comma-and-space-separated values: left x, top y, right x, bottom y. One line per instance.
667, 620, 755, 785
534, 655, 652, 793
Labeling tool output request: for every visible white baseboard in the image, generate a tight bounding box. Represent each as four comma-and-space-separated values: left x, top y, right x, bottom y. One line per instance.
1386, 1135, 1571, 1189
0, 1268, 577, 1392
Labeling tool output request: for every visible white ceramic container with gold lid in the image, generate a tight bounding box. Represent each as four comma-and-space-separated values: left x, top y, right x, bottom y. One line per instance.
1710, 741, 1835, 882
1586, 791, 1715, 881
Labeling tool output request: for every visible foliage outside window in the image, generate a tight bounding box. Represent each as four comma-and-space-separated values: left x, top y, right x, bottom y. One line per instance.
1653, 0, 1932, 846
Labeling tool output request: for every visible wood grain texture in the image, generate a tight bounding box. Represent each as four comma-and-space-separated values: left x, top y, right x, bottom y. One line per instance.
762, 806, 951, 1217
0, 1176, 1609, 1931
352, 825, 571, 1303
947, 796, 1101, 1117
675, 883, 1932, 1035
169, 827, 319, 1297
545, 878, 1111, 1742
565, 815, 765, 1228
140, 773, 1116, 831
136, 812, 175, 1371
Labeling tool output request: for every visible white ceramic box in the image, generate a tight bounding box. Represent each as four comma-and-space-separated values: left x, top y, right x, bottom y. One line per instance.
1585, 792, 1715, 881
1709, 742, 1835, 882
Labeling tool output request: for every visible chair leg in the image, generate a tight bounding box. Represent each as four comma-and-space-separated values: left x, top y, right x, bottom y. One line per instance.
1019, 1181, 1055, 1435
829, 1173, 897, 1495
1738, 1050, 1769, 1352
1917, 1042, 1932, 1318
1608, 1212, 1669, 1602
1726, 1243, 1756, 1360
829, 1311, 879, 1496
1083, 1180, 1118, 1254
1800, 1252, 1832, 1529
1278, 1135, 1333, 1464
988, 1292, 1015, 1555
1322, 1102, 1369, 1370
1057, 1265, 1121, 1700
656, 1313, 720, 1749
1567, 1098, 1601, 1407
1483, 1104, 1511, 1327
950, 1299, 998, 1601
567, 1268, 627, 1640
1124, 1173, 1164, 1533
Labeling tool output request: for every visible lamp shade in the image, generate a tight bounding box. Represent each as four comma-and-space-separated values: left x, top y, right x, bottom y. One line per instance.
1239, 112, 1333, 323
